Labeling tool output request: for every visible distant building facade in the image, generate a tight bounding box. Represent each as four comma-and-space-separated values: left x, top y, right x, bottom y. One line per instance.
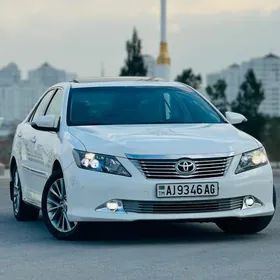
0, 63, 21, 87
0, 63, 77, 124
28, 62, 77, 86
206, 53, 280, 116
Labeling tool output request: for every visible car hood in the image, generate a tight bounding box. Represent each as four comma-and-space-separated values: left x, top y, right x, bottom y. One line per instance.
68, 124, 260, 158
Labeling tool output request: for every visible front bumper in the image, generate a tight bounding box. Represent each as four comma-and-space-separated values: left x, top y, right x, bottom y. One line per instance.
64, 156, 275, 222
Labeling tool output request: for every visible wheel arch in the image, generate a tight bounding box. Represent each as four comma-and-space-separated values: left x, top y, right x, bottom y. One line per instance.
41, 160, 64, 206
9, 157, 17, 201
52, 160, 63, 174
9, 156, 17, 177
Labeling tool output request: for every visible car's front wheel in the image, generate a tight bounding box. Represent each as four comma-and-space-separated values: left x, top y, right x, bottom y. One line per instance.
41, 170, 83, 240
215, 215, 274, 234
216, 187, 276, 234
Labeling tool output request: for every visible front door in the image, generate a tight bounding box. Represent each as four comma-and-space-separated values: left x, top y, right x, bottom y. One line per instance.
31, 88, 65, 200
21, 89, 56, 206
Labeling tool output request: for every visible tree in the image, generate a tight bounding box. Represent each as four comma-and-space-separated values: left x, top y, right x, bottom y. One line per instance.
119, 28, 147, 76
231, 69, 266, 140
175, 68, 202, 89
205, 79, 229, 115
231, 69, 264, 117
261, 117, 280, 161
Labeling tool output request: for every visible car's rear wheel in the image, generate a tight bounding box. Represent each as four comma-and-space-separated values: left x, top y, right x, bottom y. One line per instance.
41, 170, 83, 240
216, 187, 276, 234
12, 165, 40, 221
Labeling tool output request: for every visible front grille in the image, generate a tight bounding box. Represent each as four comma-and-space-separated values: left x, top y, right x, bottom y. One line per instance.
130, 157, 233, 179
122, 197, 244, 214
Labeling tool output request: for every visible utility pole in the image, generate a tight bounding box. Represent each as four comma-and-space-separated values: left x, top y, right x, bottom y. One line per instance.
156, 0, 170, 81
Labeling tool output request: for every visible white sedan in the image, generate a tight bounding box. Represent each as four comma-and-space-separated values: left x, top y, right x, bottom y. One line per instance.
9, 77, 276, 240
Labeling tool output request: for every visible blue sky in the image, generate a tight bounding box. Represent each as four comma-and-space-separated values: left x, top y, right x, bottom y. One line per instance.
0, 0, 279, 84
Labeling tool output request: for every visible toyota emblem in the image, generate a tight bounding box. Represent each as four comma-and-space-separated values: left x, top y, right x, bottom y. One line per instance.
175, 159, 196, 174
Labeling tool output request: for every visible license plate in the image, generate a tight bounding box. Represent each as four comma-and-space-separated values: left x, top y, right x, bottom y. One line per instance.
156, 182, 219, 198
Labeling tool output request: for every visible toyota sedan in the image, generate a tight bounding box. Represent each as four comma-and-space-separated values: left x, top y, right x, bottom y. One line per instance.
9, 77, 276, 240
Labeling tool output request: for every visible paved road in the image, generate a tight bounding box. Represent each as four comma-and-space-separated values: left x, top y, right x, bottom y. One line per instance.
0, 176, 280, 280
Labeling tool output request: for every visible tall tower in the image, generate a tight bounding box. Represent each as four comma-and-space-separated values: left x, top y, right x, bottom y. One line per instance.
156, 0, 170, 81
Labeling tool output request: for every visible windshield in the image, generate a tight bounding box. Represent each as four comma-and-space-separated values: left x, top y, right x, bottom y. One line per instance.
66, 86, 226, 126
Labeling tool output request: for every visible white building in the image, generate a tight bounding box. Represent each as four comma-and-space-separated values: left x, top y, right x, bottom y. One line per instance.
143, 55, 156, 77
28, 62, 77, 87
206, 53, 280, 116
0, 63, 21, 87
0, 62, 77, 124
0, 81, 46, 124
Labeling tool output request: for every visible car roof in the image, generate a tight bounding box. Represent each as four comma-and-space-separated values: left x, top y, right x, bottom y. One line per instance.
52, 77, 192, 90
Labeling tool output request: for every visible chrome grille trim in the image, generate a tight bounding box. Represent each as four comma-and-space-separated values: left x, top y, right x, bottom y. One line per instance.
125, 152, 235, 160
122, 197, 244, 214
130, 156, 233, 179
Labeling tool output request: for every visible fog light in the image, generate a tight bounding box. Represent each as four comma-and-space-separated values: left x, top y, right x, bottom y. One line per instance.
106, 200, 122, 211
244, 196, 255, 207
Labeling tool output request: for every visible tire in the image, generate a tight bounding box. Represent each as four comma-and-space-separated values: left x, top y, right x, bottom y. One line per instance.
273, 185, 276, 209
11, 165, 40, 221
216, 187, 276, 234
216, 215, 274, 234
41, 170, 83, 240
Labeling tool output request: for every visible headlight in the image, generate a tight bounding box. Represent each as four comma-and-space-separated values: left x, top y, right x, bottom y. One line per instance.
235, 147, 268, 174
72, 149, 131, 177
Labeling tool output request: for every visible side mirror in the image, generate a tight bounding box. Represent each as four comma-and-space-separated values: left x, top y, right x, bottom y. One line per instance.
225, 111, 247, 125
31, 115, 58, 132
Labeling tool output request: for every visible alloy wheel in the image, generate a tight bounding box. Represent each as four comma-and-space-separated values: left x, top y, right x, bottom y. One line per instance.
46, 178, 77, 233
13, 171, 21, 215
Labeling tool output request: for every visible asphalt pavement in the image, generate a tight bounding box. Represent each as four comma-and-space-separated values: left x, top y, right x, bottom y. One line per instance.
0, 176, 280, 280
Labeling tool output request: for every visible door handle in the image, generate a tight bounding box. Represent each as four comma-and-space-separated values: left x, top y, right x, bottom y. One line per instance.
17, 131, 22, 138
30, 136, 36, 143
